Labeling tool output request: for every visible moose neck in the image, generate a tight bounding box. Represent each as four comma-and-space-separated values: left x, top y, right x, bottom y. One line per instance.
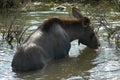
61, 20, 83, 42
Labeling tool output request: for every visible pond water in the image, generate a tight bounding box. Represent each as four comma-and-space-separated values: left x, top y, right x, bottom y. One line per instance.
0, 5, 120, 80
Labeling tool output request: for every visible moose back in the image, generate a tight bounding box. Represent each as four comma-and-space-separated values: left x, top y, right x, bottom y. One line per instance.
11, 7, 100, 72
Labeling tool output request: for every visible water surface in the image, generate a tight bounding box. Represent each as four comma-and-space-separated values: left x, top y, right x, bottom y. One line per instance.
0, 6, 120, 80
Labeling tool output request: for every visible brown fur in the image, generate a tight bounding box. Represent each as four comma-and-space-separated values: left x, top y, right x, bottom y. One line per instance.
41, 17, 90, 31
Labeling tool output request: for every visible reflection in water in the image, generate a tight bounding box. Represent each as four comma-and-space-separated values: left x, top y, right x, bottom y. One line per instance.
77, 47, 98, 71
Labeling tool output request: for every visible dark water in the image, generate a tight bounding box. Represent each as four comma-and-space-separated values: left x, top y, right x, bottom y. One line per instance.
0, 6, 120, 80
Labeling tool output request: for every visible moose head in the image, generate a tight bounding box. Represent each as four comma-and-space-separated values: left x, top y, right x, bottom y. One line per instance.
73, 7, 100, 49
61, 7, 100, 49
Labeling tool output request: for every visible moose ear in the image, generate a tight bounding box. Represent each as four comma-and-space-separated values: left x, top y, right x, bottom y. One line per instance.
72, 7, 83, 19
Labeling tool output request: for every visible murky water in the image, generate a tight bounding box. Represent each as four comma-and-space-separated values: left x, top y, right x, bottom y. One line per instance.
0, 6, 120, 80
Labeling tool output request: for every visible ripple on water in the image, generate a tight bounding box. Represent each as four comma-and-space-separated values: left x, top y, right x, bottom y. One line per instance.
61, 76, 84, 80
89, 62, 120, 80
27, 11, 68, 16
89, 61, 120, 72
92, 47, 119, 64
88, 45, 120, 80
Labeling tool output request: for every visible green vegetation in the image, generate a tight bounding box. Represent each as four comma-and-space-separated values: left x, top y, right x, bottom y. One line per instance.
0, 0, 18, 8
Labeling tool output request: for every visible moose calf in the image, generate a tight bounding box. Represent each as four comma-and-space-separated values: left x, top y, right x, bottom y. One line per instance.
12, 7, 100, 72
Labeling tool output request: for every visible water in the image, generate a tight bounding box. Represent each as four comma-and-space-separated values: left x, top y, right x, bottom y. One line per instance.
0, 5, 120, 80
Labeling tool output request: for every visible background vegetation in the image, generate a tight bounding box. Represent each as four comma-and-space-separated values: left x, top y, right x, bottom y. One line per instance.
0, 0, 119, 9
0, 0, 120, 49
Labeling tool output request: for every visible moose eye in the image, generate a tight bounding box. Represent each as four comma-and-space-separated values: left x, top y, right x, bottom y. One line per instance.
90, 33, 95, 38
